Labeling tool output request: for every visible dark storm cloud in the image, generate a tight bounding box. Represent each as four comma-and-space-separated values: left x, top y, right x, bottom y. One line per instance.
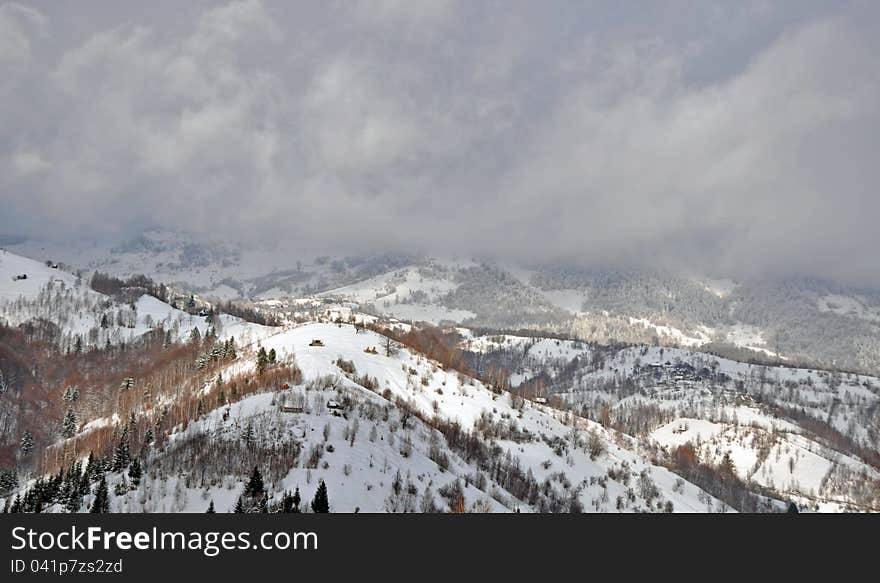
1, 1, 878, 283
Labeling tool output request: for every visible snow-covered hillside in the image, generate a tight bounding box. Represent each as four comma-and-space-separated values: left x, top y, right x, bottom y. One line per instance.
6, 322, 736, 513
12, 231, 880, 376
2, 245, 877, 512
494, 340, 880, 511
155, 323, 727, 512
0, 249, 272, 350
0, 249, 80, 302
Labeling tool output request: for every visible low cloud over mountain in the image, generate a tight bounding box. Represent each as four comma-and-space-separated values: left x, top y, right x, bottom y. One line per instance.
1, 1, 878, 284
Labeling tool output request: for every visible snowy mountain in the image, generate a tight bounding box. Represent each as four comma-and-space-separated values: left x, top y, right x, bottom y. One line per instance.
1, 247, 877, 513
466, 335, 880, 511
0, 248, 270, 351
9, 230, 880, 376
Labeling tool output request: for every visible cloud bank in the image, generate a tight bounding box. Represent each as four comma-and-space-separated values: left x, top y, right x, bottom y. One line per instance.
1, 0, 878, 283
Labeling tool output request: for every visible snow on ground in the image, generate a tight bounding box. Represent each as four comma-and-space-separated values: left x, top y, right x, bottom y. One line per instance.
650, 414, 879, 510
376, 302, 475, 325
725, 323, 779, 357
0, 249, 81, 302
132, 295, 273, 345
0, 249, 277, 351
628, 317, 711, 347
159, 390, 511, 513
322, 266, 456, 304
817, 294, 880, 322
651, 419, 726, 448
320, 266, 475, 324
248, 323, 725, 512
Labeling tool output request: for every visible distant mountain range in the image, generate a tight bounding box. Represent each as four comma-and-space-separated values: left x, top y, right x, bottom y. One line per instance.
6, 228, 880, 375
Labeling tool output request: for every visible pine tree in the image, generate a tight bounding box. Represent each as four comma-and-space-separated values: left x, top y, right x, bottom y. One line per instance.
66, 492, 81, 513
111, 439, 131, 473
268, 348, 277, 364
206, 500, 216, 513
719, 451, 736, 479
234, 497, 244, 513
0, 469, 18, 496
243, 423, 255, 446
292, 486, 301, 513
61, 408, 77, 439
91, 476, 109, 513
245, 466, 264, 498
256, 347, 268, 376
281, 491, 294, 513
224, 338, 237, 360
82, 452, 95, 488
19, 431, 34, 456
311, 480, 329, 513
128, 459, 142, 488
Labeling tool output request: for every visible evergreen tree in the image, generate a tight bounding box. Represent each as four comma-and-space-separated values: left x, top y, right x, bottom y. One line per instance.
311, 480, 330, 513
128, 459, 142, 488
61, 408, 78, 439
65, 492, 81, 513
268, 348, 277, 364
111, 438, 131, 473
256, 347, 269, 376
0, 469, 18, 497
206, 500, 216, 513
91, 476, 109, 513
719, 452, 736, 479
245, 466, 264, 498
281, 490, 294, 513
19, 431, 34, 456
224, 338, 237, 360
292, 486, 301, 513
243, 423, 255, 446
234, 497, 244, 513
81, 453, 95, 493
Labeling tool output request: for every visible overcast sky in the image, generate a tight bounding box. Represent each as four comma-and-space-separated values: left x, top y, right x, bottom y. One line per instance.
1, 1, 878, 283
